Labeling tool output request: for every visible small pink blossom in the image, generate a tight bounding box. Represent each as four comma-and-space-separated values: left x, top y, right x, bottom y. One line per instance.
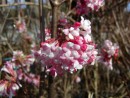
0, 80, 21, 97
12, 51, 35, 67
75, 76, 81, 83
1, 61, 17, 82
98, 40, 119, 70
15, 20, 27, 33
87, 0, 104, 11
76, 0, 104, 15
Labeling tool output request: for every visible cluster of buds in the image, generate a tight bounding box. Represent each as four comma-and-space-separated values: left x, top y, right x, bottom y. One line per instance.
0, 80, 21, 97
0, 51, 39, 97
98, 40, 119, 70
34, 17, 97, 77
76, 0, 104, 15
15, 16, 27, 33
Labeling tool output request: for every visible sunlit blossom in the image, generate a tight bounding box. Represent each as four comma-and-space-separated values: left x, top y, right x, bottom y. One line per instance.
34, 17, 97, 76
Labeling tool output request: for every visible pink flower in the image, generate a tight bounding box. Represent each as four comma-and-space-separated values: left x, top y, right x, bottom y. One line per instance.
22, 73, 40, 87
1, 61, 17, 82
73, 22, 81, 28
47, 67, 57, 77
63, 27, 80, 40
87, 0, 104, 11
75, 76, 81, 83
0, 80, 21, 97
80, 16, 91, 32
98, 40, 119, 70
12, 51, 35, 72
76, 0, 104, 15
45, 28, 51, 40
81, 44, 87, 51
15, 20, 27, 33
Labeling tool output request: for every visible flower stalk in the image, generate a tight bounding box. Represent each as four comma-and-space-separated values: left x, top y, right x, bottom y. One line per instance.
94, 62, 99, 98
38, 0, 46, 97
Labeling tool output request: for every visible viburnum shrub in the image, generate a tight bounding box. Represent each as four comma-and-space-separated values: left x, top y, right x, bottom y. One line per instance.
34, 16, 98, 77
0, 0, 119, 97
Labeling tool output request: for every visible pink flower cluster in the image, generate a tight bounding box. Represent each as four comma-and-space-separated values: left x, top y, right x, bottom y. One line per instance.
87, 0, 104, 10
34, 17, 97, 77
0, 80, 21, 97
76, 0, 104, 15
15, 19, 27, 33
98, 40, 119, 70
0, 51, 39, 97
0, 61, 21, 97
18, 72, 40, 87
12, 51, 35, 72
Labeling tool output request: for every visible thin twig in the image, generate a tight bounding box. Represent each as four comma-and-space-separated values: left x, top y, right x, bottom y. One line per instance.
94, 62, 98, 98
49, 0, 59, 38
6, 41, 14, 53
59, 0, 66, 5
38, 0, 46, 98
0, 9, 11, 35
101, 0, 128, 17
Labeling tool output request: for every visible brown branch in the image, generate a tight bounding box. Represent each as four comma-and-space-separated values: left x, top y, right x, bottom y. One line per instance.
59, 0, 66, 5
49, 0, 59, 38
0, 9, 11, 35
38, 0, 46, 98
47, 1, 60, 98
101, 0, 128, 17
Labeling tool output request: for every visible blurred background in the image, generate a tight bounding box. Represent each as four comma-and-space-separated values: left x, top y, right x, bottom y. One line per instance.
0, 0, 130, 98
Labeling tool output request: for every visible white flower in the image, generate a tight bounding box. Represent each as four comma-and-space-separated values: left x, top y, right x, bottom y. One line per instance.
72, 51, 80, 58
84, 34, 92, 42
74, 44, 80, 50
48, 52, 55, 58
64, 51, 71, 57
67, 42, 74, 48
73, 60, 82, 69
68, 33, 74, 39
63, 29, 69, 35
70, 28, 80, 37
80, 16, 91, 31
